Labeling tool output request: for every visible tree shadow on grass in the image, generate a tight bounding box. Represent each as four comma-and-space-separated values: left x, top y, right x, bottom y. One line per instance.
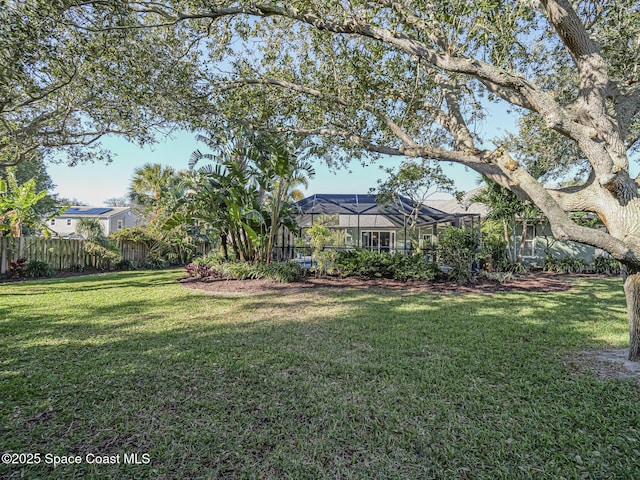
0, 269, 181, 297
1, 275, 639, 479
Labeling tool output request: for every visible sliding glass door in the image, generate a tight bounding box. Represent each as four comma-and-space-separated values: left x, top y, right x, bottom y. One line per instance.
361, 231, 395, 253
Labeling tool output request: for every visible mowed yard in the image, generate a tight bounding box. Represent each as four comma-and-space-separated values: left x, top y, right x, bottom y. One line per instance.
1, 270, 640, 479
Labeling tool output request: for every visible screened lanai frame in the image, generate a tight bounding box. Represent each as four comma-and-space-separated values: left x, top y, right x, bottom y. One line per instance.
290, 193, 481, 255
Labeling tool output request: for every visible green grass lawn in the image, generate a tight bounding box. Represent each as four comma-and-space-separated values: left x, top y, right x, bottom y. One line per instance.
1, 270, 639, 479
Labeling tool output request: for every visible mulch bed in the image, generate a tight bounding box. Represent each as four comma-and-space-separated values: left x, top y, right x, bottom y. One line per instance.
179, 271, 577, 295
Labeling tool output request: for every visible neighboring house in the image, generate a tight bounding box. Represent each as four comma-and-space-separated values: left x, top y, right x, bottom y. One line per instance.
48, 206, 139, 238
292, 193, 480, 254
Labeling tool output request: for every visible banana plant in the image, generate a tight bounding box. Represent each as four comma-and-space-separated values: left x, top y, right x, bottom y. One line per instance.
0, 171, 65, 237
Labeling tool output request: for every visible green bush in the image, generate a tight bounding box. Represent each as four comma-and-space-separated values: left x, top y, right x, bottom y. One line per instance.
436, 227, 480, 283
141, 257, 169, 269
185, 259, 304, 283
592, 255, 620, 275
114, 259, 137, 271
480, 235, 509, 267
220, 262, 258, 280
334, 249, 441, 282
334, 249, 385, 278
388, 253, 441, 281
493, 259, 528, 273
543, 255, 559, 272
334, 249, 394, 278
559, 257, 587, 273
25, 260, 55, 278
258, 261, 305, 283
200, 250, 227, 266
544, 255, 591, 274
479, 270, 514, 284
84, 241, 121, 265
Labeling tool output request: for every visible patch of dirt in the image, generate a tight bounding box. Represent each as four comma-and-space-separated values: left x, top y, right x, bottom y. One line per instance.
179, 271, 575, 295
564, 349, 640, 384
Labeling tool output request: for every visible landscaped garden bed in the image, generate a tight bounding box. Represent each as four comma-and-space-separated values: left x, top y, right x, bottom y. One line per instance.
180, 270, 575, 295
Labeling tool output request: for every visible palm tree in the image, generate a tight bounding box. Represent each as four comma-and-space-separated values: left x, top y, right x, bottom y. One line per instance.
186, 131, 314, 263
129, 163, 178, 219
76, 218, 107, 245
253, 134, 315, 263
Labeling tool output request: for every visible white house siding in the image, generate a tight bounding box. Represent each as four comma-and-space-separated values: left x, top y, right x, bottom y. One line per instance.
48, 207, 139, 238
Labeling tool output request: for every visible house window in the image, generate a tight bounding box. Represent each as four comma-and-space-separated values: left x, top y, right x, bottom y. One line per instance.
523, 224, 536, 257
66, 219, 72, 226
361, 231, 395, 253
117, 220, 123, 230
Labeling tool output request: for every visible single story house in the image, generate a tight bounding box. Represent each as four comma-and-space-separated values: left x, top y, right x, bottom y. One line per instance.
48, 206, 139, 238
291, 193, 481, 255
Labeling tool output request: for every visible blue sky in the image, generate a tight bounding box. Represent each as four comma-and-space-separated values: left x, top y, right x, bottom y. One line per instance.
46, 105, 518, 206
46, 132, 486, 205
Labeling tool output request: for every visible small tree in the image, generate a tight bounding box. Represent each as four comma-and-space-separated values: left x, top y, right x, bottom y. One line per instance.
374, 160, 459, 228
437, 226, 480, 283
307, 224, 334, 275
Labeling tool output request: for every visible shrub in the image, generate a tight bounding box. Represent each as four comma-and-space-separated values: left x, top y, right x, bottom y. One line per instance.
185, 262, 220, 279
220, 261, 257, 280
592, 255, 620, 275
140, 257, 169, 269
334, 249, 394, 278
543, 255, 559, 273
200, 250, 227, 266
479, 270, 514, 284
334, 249, 441, 282
25, 260, 55, 278
560, 257, 587, 273
9, 257, 27, 278
184, 260, 304, 283
258, 261, 305, 283
308, 224, 334, 275
544, 255, 589, 274
480, 235, 509, 269
494, 259, 528, 274
85, 241, 121, 265
68, 263, 85, 272
437, 227, 480, 283
114, 259, 137, 271
388, 253, 441, 282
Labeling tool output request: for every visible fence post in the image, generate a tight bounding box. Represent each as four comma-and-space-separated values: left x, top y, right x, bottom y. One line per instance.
0, 238, 6, 274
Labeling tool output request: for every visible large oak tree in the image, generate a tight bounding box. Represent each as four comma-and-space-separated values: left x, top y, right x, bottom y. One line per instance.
0, 1, 204, 167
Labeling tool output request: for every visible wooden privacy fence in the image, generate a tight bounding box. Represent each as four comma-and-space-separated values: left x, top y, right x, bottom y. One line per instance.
0, 237, 215, 274
117, 240, 150, 263
0, 237, 106, 274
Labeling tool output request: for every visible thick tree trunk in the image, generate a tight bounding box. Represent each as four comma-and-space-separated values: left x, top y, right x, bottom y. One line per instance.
624, 270, 640, 361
